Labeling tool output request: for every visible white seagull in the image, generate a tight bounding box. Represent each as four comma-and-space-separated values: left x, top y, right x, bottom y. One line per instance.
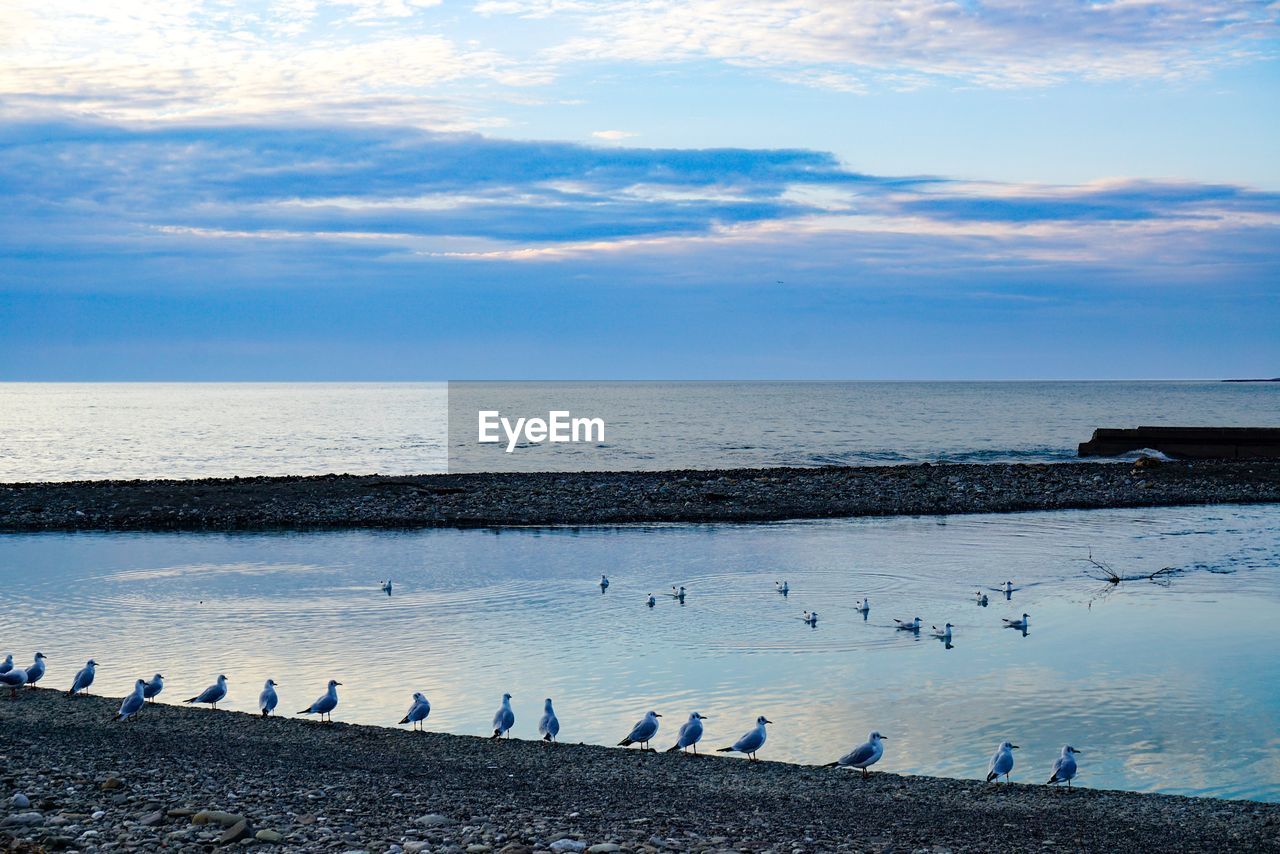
1003, 580, 1014, 595
646, 594, 657, 608
0, 654, 12, 674
718, 715, 771, 761
803, 611, 819, 626
975, 590, 989, 606
491, 692, 515, 739
1003, 613, 1031, 631
776, 581, 789, 595
827, 731, 887, 777
855, 598, 870, 614
69, 659, 97, 697
25, 652, 46, 686
298, 679, 341, 723
400, 691, 431, 731
185, 674, 228, 709
667, 712, 708, 755
600, 574, 610, 590
894, 616, 922, 632
114, 679, 147, 722
259, 679, 279, 717
931, 623, 954, 641
538, 697, 560, 742
618, 710, 662, 751
142, 673, 164, 702
381, 578, 393, 595
1047, 745, 1082, 787
0, 666, 27, 699
986, 740, 1019, 783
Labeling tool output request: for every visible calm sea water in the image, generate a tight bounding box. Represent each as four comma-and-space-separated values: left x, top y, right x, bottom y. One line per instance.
1, 381, 1277, 480
2, 504, 1278, 801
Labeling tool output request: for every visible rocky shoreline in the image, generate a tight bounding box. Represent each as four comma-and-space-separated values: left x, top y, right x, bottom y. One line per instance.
2, 461, 1279, 532
2, 689, 1276, 853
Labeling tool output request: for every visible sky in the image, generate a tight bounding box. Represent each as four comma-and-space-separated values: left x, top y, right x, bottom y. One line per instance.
1, 0, 1278, 380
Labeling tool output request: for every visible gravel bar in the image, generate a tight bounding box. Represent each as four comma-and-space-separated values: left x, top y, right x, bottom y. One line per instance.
2, 689, 1277, 853
2, 461, 1279, 532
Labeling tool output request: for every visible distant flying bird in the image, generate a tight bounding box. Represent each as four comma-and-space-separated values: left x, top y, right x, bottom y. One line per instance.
185, 674, 228, 709
259, 679, 279, 717
894, 616, 922, 632
400, 691, 431, 731
718, 715, 771, 761
667, 712, 708, 755
618, 710, 662, 751
491, 692, 515, 739
24, 652, 46, 686
0, 667, 27, 699
114, 679, 147, 723
142, 673, 164, 702
538, 698, 560, 742
1003, 613, 1031, 631
298, 679, 341, 722
827, 731, 887, 777
1047, 745, 1082, 787
69, 659, 97, 696
987, 740, 1019, 783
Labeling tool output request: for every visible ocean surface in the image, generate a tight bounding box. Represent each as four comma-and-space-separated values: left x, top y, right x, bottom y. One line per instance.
1, 503, 1277, 801
1, 381, 1278, 480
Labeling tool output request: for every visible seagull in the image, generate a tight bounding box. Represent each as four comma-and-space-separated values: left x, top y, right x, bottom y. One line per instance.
826, 731, 887, 777
24, 652, 46, 686
399, 691, 431, 731
114, 679, 147, 723
69, 659, 97, 697
931, 623, 953, 641
776, 581, 789, 596
0, 667, 27, 699
718, 715, 771, 761
185, 674, 228, 709
1003, 580, 1014, 595
259, 679, 279, 717
538, 698, 560, 742
667, 712, 708, 755
855, 598, 870, 614
1003, 613, 1031, 631
600, 574, 610, 591
987, 740, 1019, 783
675, 585, 686, 603
298, 679, 341, 723
618, 710, 662, 751
142, 673, 164, 702
894, 616, 922, 632
381, 578, 393, 595
646, 594, 656, 608
0, 654, 12, 674
803, 611, 819, 626
491, 692, 515, 739
1047, 745, 1082, 787
975, 591, 989, 606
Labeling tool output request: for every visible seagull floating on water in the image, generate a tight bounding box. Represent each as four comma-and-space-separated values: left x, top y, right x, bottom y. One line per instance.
1047, 745, 1082, 787
380, 578, 393, 595
718, 715, 771, 761
803, 611, 819, 626
69, 659, 97, 697
931, 623, 953, 641
856, 597, 870, 613
1003, 580, 1014, 595
491, 692, 515, 739
259, 679, 279, 717
538, 697, 560, 742
894, 616, 922, 632
975, 590, 989, 606
646, 594, 657, 608
25, 653, 46, 687
827, 731, 887, 777
298, 679, 341, 723
400, 691, 431, 731
113, 679, 147, 723
185, 674, 228, 709
986, 740, 1019, 783
667, 712, 707, 755
1002, 613, 1031, 631
618, 710, 661, 751
142, 673, 164, 702
0, 666, 27, 699
599, 574, 609, 591
776, 581, 789, 596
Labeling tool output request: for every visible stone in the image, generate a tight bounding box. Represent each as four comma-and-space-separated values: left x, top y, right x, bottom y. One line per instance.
100, 777, 124, 791
414, 814, 457, 827
138, 810, 165, 827
589, 846, 622, 853
193, 810, 246, 827
468, 846, 493, 853
550, 841, 587, 853
256, 829, 285, 844
9, 792, 30, 809
219, 818, 254, 846
1, 812, 45, 827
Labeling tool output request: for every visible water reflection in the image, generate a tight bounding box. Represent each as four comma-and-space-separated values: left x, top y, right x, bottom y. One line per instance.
1, 504, 1278, 801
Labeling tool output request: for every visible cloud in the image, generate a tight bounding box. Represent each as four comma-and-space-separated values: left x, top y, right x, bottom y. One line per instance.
592, 130, 638, 141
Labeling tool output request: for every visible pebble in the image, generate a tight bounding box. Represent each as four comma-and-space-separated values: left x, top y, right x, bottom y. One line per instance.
9, 792, 31, 809
550, 840, 587, 853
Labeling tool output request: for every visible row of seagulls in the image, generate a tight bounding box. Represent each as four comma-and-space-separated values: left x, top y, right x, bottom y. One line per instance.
1, 652, 46, 698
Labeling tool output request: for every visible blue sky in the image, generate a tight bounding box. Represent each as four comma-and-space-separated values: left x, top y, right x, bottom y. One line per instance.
1, 0, 1277, 379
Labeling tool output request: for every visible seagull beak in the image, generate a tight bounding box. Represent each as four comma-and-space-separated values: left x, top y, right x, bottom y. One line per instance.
655, 713, 662, 717
335, 682, 343, 686
1011, 745, 1020, 749
764, 719, 774, 724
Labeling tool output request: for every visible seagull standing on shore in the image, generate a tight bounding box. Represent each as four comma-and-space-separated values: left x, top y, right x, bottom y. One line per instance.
618, 710, 661, 751
491, 692, 515, 739
69, 659, 97, 697
24, 653, 46, 686
142, 673, 164, 702
986, 741, 1019, 783
717, 716, 771, 761
0, 666, 27, 699
298, 679, 341, 723
1047, 745, 1082, 787
185, 674, 228, 709
0, 654, 12, 674
667, 712, 708, 755
894, 616, 922, 632
538, 698, 560, 742
259, 679, 279, 717
114, 679, 147, 722
1003, 613, 1031, 631
400, 692, 431, 731
827, 731, 887, 777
